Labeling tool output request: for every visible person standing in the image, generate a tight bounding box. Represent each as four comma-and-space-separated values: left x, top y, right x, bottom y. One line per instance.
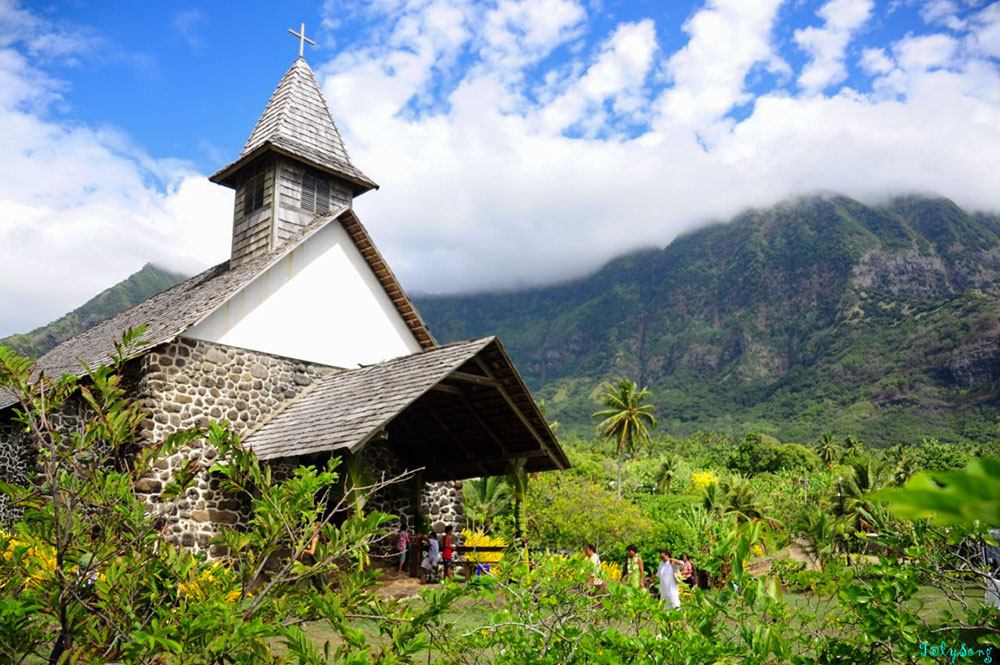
442, 526, 455, 581
584, 543, 605, 588
396, 522, 411, 574
420, 531, 440, 583
657, 550, 683, 608
621, 544, 645, 589
300, 530, 327, 592
681, 554, 695, 587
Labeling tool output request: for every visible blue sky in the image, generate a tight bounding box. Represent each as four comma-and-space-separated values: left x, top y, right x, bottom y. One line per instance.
1, 0, 999, 336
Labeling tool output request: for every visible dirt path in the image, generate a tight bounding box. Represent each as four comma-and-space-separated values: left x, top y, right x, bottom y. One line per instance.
376, 569, 425, 600
747, 539, 821, 576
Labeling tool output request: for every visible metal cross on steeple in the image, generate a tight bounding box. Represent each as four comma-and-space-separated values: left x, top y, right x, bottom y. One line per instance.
288, 22, 316, 58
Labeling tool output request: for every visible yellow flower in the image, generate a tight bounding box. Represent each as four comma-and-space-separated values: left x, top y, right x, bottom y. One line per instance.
692, 472, 718, 489
599, 560, 622, 581
461, 529, 507, 565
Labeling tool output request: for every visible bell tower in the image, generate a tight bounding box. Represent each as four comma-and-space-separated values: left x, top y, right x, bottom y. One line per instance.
209, 31, 376, 268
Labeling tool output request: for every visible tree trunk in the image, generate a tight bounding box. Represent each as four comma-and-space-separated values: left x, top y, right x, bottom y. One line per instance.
617, 455, 623, 500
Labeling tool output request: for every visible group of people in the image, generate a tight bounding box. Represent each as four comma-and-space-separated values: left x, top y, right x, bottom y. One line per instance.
395, 522, 696, 607
396, 523, 456, 583
585, 543, 695, 608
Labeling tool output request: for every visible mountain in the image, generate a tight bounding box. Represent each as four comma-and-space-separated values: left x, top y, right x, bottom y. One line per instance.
1, 263, 187, 358
414, 195, 1000, 446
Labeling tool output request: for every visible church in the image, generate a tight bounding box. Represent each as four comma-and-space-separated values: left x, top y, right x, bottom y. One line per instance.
0, 44, 569, 558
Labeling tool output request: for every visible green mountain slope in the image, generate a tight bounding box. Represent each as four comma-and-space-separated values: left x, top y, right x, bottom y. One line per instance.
1, 263, 187, 358
414, 195, 1000, 446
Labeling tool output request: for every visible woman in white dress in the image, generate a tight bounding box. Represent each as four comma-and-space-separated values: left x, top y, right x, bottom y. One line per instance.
657, 549, 684, 608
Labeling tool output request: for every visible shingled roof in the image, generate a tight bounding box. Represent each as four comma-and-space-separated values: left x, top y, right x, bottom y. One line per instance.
245, 337, 568, 480
0, 207, 436, 409
210, 58, 377, 194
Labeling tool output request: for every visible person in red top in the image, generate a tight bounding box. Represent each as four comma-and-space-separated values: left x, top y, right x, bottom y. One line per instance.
442, 525, 454, 580
681, 554, 695, 587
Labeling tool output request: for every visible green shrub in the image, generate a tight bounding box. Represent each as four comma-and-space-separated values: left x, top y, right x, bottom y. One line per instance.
528, 473, 654, 558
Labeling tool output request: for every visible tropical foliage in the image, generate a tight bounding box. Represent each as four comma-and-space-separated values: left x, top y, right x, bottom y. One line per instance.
0, 332, 460, 664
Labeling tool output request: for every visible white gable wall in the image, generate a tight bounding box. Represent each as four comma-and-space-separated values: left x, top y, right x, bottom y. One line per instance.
184, 222, 423, 367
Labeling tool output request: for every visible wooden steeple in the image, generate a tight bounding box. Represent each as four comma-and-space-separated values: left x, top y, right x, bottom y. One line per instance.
210, 55, 377, 268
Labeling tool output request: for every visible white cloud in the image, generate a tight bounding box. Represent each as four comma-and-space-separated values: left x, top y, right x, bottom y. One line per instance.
318, 0, 1000, 297
173, 8, 208, 52
967, 2, 1000, 58
536, 20, 658, 135
920, 0, 967, 30
860, 46, 895, 75
895, 32, 959, 70
794, 0, 874, 93
0, 3, 230, 337
658, 0, 787, 128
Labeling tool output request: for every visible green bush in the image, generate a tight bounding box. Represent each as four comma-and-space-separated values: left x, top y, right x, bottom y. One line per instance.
528, 473, 653, 558
728, 433, 818, 475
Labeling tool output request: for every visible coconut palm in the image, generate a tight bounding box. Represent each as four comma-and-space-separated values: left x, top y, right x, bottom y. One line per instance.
328, 454, 374, 521
462, 475, 511, 531
843, 435, 865, 461
887, 446, 915, 486
721, 476, 766, 523
653, 454, 681, 494
593, 379, 657, 499
330, 454, 374, 569
839, 460, 891, 532
816, 431, 840, 469
795, 508, 846, 571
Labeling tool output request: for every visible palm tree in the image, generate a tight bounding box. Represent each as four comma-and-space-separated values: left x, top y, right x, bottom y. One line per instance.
840, 460, 891, 532
721, 476, 765, 523
653, 455, 680, 494
843, 435, 865, 460
593, 379, 657, 499
816, 431, 840, 469
701, 481, 724, 514
507, 462, 529, 557
334, 454, 373, 520
333, 454, 374, 569
795, 508, 845, 571
462, 476, 511, 531
890, 447, 915, 486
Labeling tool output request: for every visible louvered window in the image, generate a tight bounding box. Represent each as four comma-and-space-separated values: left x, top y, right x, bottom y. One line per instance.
243, 171, 265, 216
301, 171, 330, 213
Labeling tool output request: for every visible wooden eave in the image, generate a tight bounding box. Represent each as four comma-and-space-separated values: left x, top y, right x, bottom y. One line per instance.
209, 140, 379, 195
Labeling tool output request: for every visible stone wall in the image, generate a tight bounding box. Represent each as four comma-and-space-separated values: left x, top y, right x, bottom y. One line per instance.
135, 337, 332, 556
0, 419, 32, 523
0, 336, 468, 563
362, 441, 416, 527
420, 481, 464, 535
0, 391, 95, 524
